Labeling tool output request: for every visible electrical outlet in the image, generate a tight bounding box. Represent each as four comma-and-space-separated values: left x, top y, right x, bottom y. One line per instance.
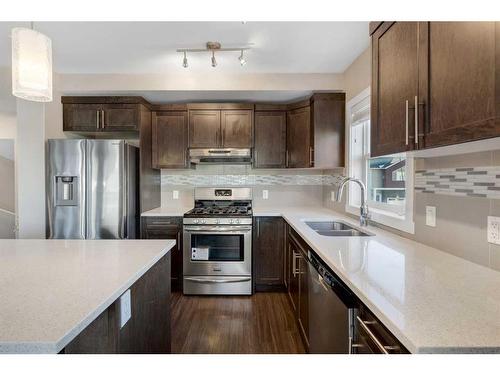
425, 206, 436, 227
119, 289, 131, 329
487, 216, 500, 244
173, 190, 179, 200
262, 190, 269, 200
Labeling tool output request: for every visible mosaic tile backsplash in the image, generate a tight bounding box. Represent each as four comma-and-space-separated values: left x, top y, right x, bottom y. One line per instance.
415, 166, 500, 199
161, 173, 343, 186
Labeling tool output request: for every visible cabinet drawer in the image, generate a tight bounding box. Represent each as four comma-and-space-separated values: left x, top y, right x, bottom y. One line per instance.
142, 217, 182, 239
354, 305, 409, 354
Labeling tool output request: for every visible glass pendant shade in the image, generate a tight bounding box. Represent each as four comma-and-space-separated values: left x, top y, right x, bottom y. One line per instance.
11, 27, 53, 102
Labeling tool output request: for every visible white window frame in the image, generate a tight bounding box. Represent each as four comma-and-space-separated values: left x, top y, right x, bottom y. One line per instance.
345, 87, 415, 234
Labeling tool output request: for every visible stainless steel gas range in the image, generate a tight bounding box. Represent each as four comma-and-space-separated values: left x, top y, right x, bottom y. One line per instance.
183, 187, 253, 295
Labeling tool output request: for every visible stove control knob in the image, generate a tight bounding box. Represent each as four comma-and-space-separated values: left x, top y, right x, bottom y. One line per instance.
193, 219, 199, 224
201, 219, 207, 224
234, 219, 240, 224
215, 219, 220, 224
229, 219, 234, 224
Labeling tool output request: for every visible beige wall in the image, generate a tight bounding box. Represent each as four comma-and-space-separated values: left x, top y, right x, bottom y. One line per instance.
343, 46, 371, 102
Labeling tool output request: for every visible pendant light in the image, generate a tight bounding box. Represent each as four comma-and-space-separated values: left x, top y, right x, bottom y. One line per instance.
11, 23, 53, 102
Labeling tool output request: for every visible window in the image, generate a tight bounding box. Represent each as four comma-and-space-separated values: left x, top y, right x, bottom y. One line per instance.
346, 88, 415, 234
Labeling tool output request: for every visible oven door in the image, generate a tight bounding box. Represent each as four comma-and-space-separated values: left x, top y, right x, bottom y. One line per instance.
183, 225, 252, 276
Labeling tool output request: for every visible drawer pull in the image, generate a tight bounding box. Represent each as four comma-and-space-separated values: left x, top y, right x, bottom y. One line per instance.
356, 316, 400, 354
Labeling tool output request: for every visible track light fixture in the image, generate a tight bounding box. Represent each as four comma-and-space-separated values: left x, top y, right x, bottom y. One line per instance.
177, 41, 251, 68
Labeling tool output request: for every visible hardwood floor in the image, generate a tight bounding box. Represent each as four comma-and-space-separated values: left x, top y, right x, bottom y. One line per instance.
171, 292, 306, 354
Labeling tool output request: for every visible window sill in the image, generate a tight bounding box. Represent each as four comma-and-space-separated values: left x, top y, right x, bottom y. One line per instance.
346, 204, 415, 234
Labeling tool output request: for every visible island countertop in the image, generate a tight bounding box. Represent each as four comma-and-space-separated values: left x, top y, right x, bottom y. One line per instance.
0, 239, 175, 354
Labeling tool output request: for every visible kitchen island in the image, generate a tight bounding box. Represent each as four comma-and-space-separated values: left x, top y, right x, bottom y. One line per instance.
0, 239, 175, 354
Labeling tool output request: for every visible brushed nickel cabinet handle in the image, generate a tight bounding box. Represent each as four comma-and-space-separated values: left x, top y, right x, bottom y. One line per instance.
96, 110, 100, 129
414, 95, 418, 145
405, 100, 409, 146
286, 150, 289, 168
309, 146, 314, 167
356, 316, 400, 354
101, 109, 105, 129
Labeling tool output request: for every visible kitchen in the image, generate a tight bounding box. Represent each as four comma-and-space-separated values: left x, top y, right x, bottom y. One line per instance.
1, 2, 499, 374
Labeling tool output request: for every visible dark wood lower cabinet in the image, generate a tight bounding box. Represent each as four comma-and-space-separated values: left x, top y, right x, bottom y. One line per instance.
63, 253, 171, 354
141, 216, 183, 292
253, 217, 286, 291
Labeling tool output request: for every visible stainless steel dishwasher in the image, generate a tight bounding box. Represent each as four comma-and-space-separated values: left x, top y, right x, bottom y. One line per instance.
308, 250, 357, 353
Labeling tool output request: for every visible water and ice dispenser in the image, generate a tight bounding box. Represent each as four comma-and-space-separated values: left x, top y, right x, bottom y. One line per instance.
55, 176, 78, 206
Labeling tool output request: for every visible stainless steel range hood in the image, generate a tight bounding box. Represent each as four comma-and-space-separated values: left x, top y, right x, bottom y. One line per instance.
189, 148, 252, 164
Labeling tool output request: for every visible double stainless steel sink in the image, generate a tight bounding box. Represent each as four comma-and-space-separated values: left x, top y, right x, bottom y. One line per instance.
305, 221, 373, 237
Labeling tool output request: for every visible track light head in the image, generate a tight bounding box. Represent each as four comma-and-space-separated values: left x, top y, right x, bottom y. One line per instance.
211, 51, 217, 68
182, 51, 188, 68
238, 50, 246, 66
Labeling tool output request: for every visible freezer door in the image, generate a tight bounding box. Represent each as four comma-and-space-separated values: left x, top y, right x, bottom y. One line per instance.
47, 139, 86, 239
86, 140, 126, 239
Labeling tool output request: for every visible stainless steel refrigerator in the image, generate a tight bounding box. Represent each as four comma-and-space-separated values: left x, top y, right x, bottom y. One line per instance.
47, 139, 139, 239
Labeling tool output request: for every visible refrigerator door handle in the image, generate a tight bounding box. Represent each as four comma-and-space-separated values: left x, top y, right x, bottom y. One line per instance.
121, 144, 128, 239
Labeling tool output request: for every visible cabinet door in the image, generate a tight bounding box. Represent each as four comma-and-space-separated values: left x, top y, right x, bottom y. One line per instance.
419, 22, 498, 148
141, 217, 183, 291
102, 104, 140, 131
221, 110, 253, 148
298, 252, 309, 349
152, 111, 188, 169
287, 106, 312, 168
63, 104, 101, 131
188, 110, 221, 148
253, 217, 285, 291
254, 111, 286, 168
371, 22, 419, 156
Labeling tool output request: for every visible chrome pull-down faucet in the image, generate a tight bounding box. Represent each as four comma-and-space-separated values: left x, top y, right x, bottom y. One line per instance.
335, 177, 371, 227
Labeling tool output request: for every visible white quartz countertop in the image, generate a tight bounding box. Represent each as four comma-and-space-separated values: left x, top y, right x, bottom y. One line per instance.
0, 239, 175, 354
253, 206, 500, 353
141, 206, 193, 217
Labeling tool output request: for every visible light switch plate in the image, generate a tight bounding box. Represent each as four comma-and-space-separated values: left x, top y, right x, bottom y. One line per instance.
173, 190, 179, 200
426, 206, 436, 227
120, 289, 131, 329
331, 191, 336, 201
262, 190, 269, 200
487, 216, 500, 244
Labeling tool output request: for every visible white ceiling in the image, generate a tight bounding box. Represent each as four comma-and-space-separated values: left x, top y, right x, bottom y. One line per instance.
0, 22, 369, 74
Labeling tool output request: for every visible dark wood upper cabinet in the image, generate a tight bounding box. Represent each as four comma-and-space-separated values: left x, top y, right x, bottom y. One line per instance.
63, 103, 102, 132
221, 110, 253, 148
371, 22, 419, 157
419, 22, 498, 148
253, 217, 285, 292
101, 104, 140, 131
254, 111, 287, 168
371, 22, 500, 156
287, 106, 312, 168
285, 93, 345, 168
188, 110, 221, 148
62, 97, 150, 133
152, 111, 188, 169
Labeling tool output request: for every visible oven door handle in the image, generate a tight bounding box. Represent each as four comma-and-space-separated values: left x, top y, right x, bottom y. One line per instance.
184, 226, 252, 233
184, 277, 251, 283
